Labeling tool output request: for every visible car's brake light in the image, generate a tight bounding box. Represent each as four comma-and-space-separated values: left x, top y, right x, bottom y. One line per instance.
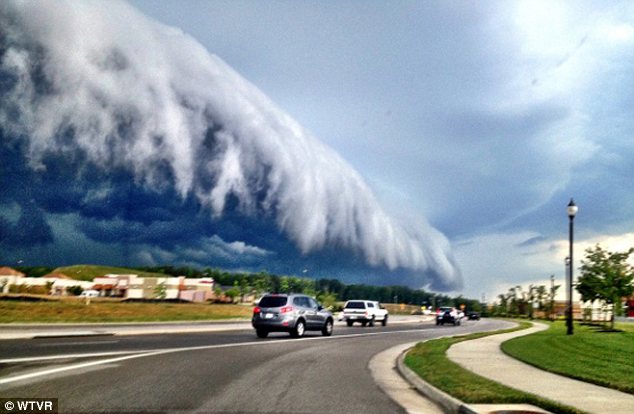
253, 306, 261, 314
280, 306, 293, 314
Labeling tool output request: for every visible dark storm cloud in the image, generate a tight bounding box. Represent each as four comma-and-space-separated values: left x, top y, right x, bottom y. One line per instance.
0, 0, 462, 290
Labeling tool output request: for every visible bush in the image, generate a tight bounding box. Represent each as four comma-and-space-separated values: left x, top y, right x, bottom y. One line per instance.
66, 285, 84, 296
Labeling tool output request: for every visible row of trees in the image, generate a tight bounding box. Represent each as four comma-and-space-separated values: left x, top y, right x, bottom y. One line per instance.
490, 244, 634, 329
138, 266, 483, 311
490, 282, 560, 319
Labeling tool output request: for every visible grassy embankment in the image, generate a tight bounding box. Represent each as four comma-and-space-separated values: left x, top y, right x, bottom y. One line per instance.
404, 321, 584, 414
0, 299, 421, 323
52, 265, 167, 281
502, 321, 634, 394
0, 300, 253, 323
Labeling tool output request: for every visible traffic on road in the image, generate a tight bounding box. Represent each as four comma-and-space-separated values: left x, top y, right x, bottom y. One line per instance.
0, 303, 491, 414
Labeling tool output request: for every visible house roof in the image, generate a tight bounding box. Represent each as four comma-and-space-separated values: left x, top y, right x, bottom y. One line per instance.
0, 267, 25, 277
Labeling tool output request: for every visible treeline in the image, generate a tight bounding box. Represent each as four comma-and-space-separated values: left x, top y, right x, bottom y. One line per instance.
13, 264, 483, 310
489, 283, 559, 319
136, 266, 483, 310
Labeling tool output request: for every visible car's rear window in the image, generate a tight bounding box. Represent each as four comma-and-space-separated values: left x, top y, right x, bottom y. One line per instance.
259, 296, 288, 308
345, 301, 366, 309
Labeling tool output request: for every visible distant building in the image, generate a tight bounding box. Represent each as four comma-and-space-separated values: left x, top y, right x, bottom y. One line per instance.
103, 274, 215, 302
0, 268, 215, 301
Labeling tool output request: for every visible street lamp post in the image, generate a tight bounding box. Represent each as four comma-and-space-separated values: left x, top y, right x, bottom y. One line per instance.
566, 198, 578, 335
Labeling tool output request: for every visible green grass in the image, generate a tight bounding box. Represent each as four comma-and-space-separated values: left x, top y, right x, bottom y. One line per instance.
502, 321, 634, 394
0, 299, 253, 323
52, 265, 166, 281
404, 321, 584, 414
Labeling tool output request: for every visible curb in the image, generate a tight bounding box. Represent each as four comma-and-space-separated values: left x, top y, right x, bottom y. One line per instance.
396, 348, 477, 414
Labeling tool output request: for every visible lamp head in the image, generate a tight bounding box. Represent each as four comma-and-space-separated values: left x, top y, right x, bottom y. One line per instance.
567, 198, 578, 218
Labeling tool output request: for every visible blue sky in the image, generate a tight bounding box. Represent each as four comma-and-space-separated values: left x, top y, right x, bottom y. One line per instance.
1, 0, 634, 300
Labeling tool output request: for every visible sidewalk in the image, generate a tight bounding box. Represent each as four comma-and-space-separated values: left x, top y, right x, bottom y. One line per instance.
446, 322, 634, 414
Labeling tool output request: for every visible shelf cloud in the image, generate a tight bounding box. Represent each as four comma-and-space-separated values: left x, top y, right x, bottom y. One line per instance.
0, 0, 461, 290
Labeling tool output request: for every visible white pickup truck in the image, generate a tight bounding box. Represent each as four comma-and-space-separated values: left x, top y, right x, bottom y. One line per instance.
342, 300, 389, 327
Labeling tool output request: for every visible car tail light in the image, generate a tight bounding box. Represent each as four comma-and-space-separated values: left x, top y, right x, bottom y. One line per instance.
253, 306, 261, 314
280, 306, 293, 314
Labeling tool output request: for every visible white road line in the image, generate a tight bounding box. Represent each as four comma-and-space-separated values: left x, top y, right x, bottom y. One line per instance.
0, 350, 151, 364
36, 340, 120, 347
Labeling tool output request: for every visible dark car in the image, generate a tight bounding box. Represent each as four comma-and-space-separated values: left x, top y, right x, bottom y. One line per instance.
435, 306, 461, 326
252, 293, 334, 338
468, 311, 481, 320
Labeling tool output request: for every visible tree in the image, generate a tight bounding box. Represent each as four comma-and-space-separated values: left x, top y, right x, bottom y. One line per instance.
154, 282, 167, 300
253, 274, 272, 298
577, 244, 634, 329
67, 285, 84, 296
535, 285, 547, 311
317, 291, 338, 310
507, 287, 520, 316
224, 286, 240, 303
548, 280, 560, 321
239, 277, 251, 303
279, 276, 290, 294
497, 293, 508, 316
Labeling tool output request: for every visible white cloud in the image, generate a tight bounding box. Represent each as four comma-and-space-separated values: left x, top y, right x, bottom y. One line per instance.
455, 228, 634, 301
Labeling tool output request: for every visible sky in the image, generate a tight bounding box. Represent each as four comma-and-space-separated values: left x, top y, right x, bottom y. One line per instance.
1, 0, 634, 300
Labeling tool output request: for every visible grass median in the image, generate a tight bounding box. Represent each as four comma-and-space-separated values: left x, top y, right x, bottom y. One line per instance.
502, 320, 634, 394
0, 299, 253, 323
404, 321, 584, 414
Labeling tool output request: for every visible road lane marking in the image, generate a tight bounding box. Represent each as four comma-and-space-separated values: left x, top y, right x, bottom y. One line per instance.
36, 340, 120, 347
0, 350, 150, 364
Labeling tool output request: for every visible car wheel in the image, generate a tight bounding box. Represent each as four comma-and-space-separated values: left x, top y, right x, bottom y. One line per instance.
322, 318, 333, 336
256, 329, 269, 338
361, 321, 367, 327
382, 316, 388, 326
368, 317, 375, 327
346, 320, 353, 327
291, 319, 305, 338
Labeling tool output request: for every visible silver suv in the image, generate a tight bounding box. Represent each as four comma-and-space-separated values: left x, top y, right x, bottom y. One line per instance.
252, 294, 334, 338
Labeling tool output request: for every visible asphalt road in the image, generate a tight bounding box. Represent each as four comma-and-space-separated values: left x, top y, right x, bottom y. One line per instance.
0, 319, 510, 413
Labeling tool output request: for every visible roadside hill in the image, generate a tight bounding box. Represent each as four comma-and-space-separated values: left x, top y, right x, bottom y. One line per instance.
53, 265, 166, 281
